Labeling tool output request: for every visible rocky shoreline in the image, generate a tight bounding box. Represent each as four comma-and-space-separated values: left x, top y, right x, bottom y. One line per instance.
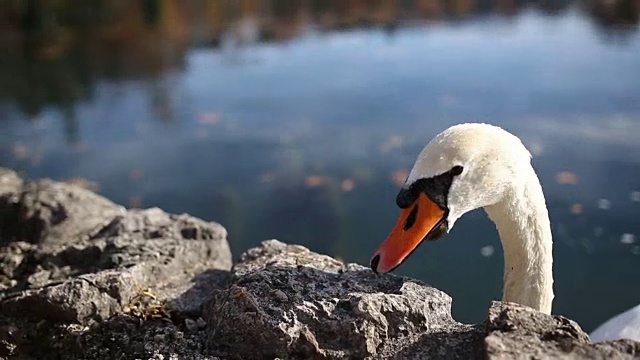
1, 168, 639, 359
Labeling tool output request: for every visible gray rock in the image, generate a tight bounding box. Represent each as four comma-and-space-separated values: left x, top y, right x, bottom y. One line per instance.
8, 178, 125, 245
207, 240, 640, 360
0, 168, 22, 197
484, 301, 640, 359
0, 169, 232, 359
1, 168, 639, 360
206, 239, 481, 359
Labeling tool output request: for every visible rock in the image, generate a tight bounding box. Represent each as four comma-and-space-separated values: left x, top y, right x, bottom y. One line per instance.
207, 240, 640, 360
0, 168, 23, 251
484, 301, 640, 359
0, 168, 22, 197
206, 239, 482, 359
0, 169, 232, 359
16, 179, 127, 245
1, 168, 639, 359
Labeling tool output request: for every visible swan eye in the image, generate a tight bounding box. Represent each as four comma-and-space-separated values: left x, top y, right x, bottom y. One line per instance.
451, 165, 464, 176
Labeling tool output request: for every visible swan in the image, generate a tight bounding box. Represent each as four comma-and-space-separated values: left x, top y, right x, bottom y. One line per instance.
589, 304, 640, 342
369, 123, 640, 342
370, 122, 554, 314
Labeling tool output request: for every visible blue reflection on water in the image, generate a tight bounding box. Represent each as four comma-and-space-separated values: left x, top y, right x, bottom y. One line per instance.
1, 3, 640, 333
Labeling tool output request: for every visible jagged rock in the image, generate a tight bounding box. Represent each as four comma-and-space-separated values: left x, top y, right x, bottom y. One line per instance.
206, 239, 482, 359
0, 169, 232, 359
11, 179, 126, 245
207, 240, 640, 360
484, 301, 640, 359
1, 168, 639, 360
0, 168, 22, 197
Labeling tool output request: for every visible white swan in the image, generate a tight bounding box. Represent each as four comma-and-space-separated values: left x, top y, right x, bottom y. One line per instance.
590, 304, 640, 342
369, 122, 640, 342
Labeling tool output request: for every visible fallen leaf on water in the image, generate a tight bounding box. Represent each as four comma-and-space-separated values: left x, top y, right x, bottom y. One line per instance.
570, 203, 583, 215
305, 175, 328, 188
341, 179, 355, 192
556, 171, 578, 185
391, 168, 409, 187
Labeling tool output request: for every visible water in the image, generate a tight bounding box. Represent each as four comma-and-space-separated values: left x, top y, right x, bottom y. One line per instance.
1, 0, 640, 333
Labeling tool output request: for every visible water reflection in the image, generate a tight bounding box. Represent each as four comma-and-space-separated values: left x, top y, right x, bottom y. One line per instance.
2, 0, 640, 130
1, 0, 640, 334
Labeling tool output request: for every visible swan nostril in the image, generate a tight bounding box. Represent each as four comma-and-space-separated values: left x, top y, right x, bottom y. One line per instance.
404, 204, 419, 231
370, 254, 381, 273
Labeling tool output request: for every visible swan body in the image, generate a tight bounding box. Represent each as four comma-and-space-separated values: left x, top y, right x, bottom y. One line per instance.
370, 122, 554, 314
590, 304, 640, 342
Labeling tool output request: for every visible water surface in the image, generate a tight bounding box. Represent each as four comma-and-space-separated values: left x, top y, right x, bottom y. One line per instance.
1, 0, 640, 332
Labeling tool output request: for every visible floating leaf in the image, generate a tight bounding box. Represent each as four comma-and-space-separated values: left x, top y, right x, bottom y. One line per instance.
391, 168, 409, 187
556, 171, 578, 185
341, 179, 355, 192
570, 203, 583, 214
305, 175, 327, 188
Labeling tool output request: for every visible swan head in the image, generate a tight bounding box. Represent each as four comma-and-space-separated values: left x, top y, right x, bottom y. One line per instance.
370, 123, 533, 273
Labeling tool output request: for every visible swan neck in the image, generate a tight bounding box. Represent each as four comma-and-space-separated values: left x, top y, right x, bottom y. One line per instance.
484, 168, 554, 314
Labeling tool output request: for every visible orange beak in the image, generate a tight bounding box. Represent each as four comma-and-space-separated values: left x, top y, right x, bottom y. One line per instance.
370, 192, 446, 273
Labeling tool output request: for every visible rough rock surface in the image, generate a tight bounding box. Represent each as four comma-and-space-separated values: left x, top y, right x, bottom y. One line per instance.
0, 168, 232, 359
485, 302, 640, 359
1, 168, 639, 359
206, 240, 483, 359
207, 240, 640, 359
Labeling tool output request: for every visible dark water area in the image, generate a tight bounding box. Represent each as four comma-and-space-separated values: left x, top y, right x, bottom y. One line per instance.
1, 0, 640, 332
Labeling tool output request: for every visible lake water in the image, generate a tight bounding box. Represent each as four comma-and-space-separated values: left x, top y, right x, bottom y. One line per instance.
1, 0, 640, 333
